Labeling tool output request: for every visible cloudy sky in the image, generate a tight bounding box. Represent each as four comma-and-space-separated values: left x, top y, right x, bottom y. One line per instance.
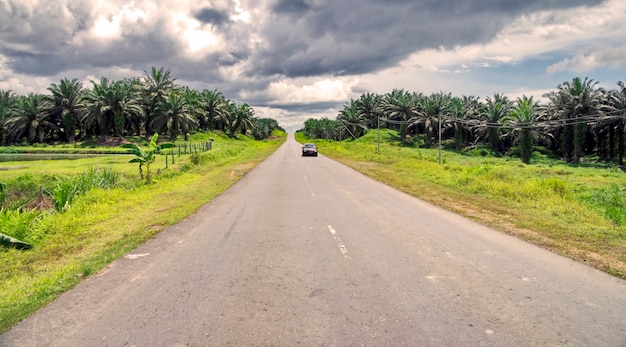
1, 0, 625, 131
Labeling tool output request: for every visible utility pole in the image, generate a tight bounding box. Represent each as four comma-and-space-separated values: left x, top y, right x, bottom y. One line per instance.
377, 114, 380, 151
438, 113, 442, 165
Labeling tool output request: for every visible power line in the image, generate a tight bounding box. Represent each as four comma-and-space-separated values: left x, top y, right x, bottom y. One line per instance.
380, 108, 626, 129
333, 107, 626, 130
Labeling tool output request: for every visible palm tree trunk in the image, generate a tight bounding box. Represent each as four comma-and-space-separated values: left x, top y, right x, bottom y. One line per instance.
617, 120, 625, 165
572, 123, 587, 163
520, 129, 532, 164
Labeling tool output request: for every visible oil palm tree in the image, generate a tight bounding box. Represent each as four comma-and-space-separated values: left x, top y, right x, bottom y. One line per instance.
201, 89, 227, 131
382, 89, 422, 141
215, 101, 254, 138
544, 77, 604, 163
142, 67, 176, 137
180, 87, 206, 131
5, 93, 56, 144
232, 102, 255, 137
502, 96, 548, 164
595, 78, 626, 164
83, 77, 110, 136
337, 99, 367, 139
0, 90, 17, 144
47, 78, 86, 143
214, 100, 238, 137
84, 78, 145, 137
356, 92, 382, 129
448, 96, 479, 149
412, 92, 452, 147
124, 77, 147, 136
474, 93, 512, 153
151, 89, 198, 141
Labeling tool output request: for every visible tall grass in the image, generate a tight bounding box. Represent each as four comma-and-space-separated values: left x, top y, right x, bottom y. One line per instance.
580, 185, 626, 226
0, 209, 41, 244
51, 167, 121, 212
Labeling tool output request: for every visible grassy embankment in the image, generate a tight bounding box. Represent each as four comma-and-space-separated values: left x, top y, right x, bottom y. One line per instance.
0, 131, 286, 333
296, 130, 626, 279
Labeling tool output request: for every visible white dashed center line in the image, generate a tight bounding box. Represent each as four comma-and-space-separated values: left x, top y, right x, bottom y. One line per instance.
328, 225, 349, 258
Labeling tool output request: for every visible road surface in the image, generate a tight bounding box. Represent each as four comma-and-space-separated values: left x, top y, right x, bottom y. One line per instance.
2, 134, 625, 346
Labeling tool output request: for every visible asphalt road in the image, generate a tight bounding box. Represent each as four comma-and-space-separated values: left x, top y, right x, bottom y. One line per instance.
2, 134, 625, 346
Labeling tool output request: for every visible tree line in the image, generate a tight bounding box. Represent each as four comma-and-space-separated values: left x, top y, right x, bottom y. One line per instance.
300, 77, 626, 165
0, 67, 283, 145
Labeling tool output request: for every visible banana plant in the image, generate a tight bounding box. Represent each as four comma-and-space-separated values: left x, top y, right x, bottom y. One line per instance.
0, 232, 32, 250
121, 133, 174, 184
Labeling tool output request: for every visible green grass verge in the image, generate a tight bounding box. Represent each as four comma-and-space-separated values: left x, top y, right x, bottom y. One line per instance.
0, 131, 286, 333
295, 130, 626, 279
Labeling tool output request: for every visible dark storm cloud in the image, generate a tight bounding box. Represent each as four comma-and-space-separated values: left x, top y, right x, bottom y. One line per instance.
5, 21, 183, 76
253, 0, 604, 78
272, 0, 311, 15
195, 7, 230, 26
0, 0, 609, 115
0, 1, 90, 53
0, 1, 240, 82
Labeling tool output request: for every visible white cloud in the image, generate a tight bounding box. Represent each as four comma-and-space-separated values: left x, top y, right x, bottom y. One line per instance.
261, 78, 356, 105
90, 3, 151, 38
547, 54, 597, 73
231, 0, 250, 23
172, 13, 222, 55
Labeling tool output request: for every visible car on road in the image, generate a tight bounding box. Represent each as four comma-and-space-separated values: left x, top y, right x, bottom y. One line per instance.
302, 143, 318, 156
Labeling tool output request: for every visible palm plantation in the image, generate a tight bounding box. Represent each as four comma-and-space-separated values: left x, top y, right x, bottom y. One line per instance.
2, 67, 625, 166
0, 67, 281, 145
300, 76, 625, 165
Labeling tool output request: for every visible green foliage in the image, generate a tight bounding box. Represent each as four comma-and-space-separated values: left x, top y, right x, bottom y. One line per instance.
0, 209, 40, 247
463, 146, 500, 157
0, 182, 5, 205
580, 185, 626, 225
121, 133, 174, 183
0, 232, 32, 250
51, 180, 77, 212
1, 174, 50, 210
51, 167, 121, 212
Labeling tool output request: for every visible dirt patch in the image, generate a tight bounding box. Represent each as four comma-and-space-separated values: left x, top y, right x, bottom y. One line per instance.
0, 166, 28, 170
24, 187, 54, 211
437, 195, 626, 279
97, 137, 130, 147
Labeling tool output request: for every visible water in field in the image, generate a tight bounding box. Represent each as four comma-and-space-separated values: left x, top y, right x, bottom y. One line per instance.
0, 153, 101, 162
